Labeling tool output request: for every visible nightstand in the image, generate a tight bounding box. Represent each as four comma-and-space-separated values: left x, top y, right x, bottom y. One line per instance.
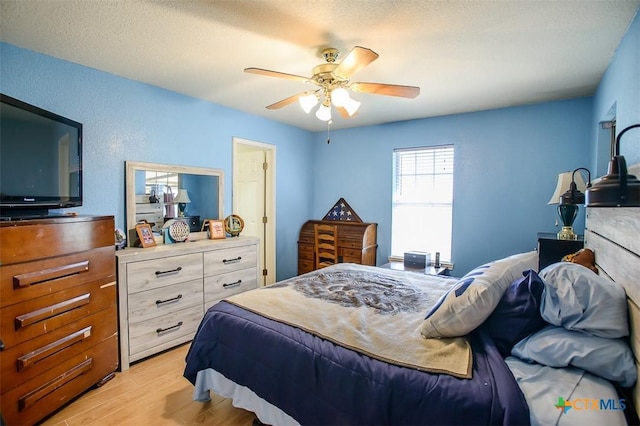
380, 261, 450, 276
537, 232, 584, 270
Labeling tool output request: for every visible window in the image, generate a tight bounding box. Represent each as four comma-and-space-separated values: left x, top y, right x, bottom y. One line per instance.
144, 171, 179, 198
391, 145, 454, 263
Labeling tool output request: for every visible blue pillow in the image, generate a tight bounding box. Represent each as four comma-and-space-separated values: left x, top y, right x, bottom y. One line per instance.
483, 269, 547, 357
512, 325, 637, 388
539, 262, 628, 338
420, 251, 538, 338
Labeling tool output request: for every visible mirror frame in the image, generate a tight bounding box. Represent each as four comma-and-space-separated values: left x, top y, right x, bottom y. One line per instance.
125, 161, 224, 246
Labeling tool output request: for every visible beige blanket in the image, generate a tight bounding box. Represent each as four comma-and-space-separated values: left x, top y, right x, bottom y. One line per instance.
226, 263, 472, 379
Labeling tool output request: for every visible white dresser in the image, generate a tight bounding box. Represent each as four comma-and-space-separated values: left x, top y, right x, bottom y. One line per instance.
116, 236, 259, 370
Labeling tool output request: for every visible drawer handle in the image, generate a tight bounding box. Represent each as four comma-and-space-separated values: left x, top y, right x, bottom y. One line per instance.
15, 293, 91, 330
155, 266, 182, 276
17, 326, 92, 371
223, 279, 242, 289
223, 256, 242, 264
18, 358, 93, 411
156, 321, 183, 334
155, 294, 183, 305
13, 260, 90, 288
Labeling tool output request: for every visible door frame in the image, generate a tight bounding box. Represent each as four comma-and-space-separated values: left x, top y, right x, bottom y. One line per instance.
232, 137, 276, 285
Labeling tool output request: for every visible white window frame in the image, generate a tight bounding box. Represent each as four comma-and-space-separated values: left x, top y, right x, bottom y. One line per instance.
391, 145, 454, 265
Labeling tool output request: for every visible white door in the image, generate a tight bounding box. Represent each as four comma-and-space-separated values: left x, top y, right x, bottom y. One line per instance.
233, 138, 276, 286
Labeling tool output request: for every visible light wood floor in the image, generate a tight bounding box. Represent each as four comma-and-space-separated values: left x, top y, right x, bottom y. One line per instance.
41, 343, 256, 426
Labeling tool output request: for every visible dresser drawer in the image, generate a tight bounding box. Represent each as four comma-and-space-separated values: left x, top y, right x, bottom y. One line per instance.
298, 243, 314, 261
1, 334, 118, 426
204, 267, 258, 309
0, 280, 116, 348
0, 307, 117, 394
341, 247, 363, 259
129, 306, 202, 357
128, 279, 203, 324
0, 216, 114, 265
126, 253, 203, 294
203, 244, 257, 276
0, 246, 115, 308
298, 259, 314, 275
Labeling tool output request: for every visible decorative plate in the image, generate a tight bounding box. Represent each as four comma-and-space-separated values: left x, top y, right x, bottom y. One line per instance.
169, 220, 190, 242
224, 214, 244, 237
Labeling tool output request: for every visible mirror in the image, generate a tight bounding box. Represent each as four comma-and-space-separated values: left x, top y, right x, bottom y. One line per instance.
125, 161, 224, 246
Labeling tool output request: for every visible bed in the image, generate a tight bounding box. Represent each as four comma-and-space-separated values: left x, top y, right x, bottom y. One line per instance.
184, 205, 639, 426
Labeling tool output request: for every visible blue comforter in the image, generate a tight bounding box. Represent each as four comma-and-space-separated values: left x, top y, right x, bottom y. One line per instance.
184, 301, 529, 425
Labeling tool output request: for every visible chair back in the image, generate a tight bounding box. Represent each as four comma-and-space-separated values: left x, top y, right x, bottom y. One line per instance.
314, 223, 339, 269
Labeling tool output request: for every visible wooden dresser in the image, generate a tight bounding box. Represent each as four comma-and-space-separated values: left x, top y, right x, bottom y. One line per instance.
0, 215, 118, 426
298, 220, 377, 275
116, 236, 259, 370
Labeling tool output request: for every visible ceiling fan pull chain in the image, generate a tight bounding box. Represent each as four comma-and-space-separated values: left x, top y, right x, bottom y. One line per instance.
327, 119, 332, 144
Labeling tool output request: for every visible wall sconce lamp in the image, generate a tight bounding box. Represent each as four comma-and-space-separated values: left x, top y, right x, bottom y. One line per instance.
173, 189, 191, 217
586, 124, 640, 207
549, 168, 591, 240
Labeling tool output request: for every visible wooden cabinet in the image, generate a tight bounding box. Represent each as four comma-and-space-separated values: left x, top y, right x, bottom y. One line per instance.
116, 236, 259, 370
0, 215, 117, 426
298, 220, 377, 275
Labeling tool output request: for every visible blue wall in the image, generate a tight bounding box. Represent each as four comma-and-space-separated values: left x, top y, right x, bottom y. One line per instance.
312, 99, 592, 275
311, 10, 640, 276
592, 10, 640, 172
0, 42, 314, 280
1, 9, 638, 278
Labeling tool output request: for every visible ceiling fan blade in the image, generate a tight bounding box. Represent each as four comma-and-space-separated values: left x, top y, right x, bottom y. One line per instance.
333, 46, 379, 80
245, 67, 310, 83
350, 82, 420, 98
266, 92, 306, 110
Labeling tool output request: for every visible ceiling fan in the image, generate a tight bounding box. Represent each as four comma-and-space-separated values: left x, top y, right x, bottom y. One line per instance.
244, 46, 420, 122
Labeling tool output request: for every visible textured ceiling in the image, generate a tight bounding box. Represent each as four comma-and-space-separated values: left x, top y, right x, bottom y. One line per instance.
1, 0, 638, 132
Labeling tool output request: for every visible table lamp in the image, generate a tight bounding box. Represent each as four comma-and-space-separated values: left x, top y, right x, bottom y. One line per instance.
548, 168, 590, 240
173, 189, 191, 217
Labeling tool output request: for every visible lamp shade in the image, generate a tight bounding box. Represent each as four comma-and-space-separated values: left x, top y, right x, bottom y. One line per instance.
343, 97, 361, 116
331, 88, 350, 107
586, 124, 640, 207
315, 102, 332, 121
173, 189, 191, 203
299, 93, 318, 113
548, 172, 587, 204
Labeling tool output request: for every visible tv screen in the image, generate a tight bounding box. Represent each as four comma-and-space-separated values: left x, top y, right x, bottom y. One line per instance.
0, 94, 83, 219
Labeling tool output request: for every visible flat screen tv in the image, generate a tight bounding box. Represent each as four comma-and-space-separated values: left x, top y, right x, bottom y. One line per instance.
0, 94, 83, 219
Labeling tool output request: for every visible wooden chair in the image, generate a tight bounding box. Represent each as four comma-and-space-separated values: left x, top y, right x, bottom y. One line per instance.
314, 223, 339, 269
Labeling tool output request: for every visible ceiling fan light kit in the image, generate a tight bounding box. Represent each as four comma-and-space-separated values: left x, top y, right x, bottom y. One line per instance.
330, 87, 350, 107
315, 101, 332, 122
299, 92, 319, 113
342, 97, 361, 116
245, 46, 420, 123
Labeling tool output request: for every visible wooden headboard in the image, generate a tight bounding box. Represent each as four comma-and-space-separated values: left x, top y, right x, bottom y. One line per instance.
585, 204, 640, 410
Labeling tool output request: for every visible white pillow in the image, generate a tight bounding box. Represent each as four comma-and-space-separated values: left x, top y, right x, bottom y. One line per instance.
420, 251, 538, 338
539, 262, 628, 338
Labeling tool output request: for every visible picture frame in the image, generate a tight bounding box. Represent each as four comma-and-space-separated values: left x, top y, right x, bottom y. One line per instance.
135, 223, 157, 248
208, 219, 226, 240
201, 218, 217, 232
224, 214, 244, 237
